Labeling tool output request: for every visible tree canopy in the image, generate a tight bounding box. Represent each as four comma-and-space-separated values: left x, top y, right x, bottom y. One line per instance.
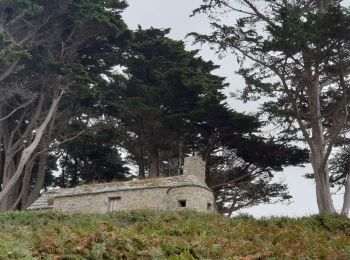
0, 0, 310, 215
0, 0, 130, 210
91, 27, 307, 215
191, 0, 350, 215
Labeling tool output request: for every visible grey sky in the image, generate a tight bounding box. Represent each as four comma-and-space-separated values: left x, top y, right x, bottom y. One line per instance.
122, 0, 344, 217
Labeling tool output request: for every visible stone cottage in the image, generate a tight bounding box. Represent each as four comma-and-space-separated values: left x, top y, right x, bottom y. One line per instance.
28, 156, 215, 213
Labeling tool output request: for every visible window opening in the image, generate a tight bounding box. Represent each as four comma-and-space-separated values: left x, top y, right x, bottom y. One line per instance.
178, 199, 186, 207
207, 203, 212, 211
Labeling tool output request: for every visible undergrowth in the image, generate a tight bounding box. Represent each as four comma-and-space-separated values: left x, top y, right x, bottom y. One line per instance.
0, 211, 349, 259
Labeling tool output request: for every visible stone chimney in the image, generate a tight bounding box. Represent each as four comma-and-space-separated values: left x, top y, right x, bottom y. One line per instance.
183, 156, 206, 184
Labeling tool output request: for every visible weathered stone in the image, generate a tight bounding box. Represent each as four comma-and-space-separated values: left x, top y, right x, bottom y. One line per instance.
183, 156, 206, 184
28, 156, 215, 213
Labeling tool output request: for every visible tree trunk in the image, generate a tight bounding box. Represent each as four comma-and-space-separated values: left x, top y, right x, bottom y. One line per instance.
70, 160, 79, 187
0, 90, 63, 211
303, 52, 336, 214
23, 152, 48, 209
149, 146, 159, 178
138, 146, 145, 179
177, 140, 183, 175
310, 151, 336, 214
341, 171, 350, 217
317, 0, 329, 10
2, 177, 21, 210
0, 105, 4, 190
24, 112, 55, 209
59, 153, 69, 188
10, 162, 33, 210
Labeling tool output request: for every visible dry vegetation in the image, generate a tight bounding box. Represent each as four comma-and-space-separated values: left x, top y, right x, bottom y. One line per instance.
0, 211, 350, 259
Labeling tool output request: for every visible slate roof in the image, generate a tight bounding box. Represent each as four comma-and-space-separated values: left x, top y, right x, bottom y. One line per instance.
27, 174, 208, 210
27, 190, 60, 210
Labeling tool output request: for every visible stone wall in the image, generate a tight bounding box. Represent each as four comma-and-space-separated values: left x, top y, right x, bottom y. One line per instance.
183, 156, 206, 184
53, 185, 214, 213
167, 186, 214, 211
32, 156, 216, 213
53, 187, 168, 213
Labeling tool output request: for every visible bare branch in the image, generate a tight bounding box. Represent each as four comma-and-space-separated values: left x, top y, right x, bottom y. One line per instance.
0, 59, 19, 82
0, 99, 32, 122
241, 0, 275, 27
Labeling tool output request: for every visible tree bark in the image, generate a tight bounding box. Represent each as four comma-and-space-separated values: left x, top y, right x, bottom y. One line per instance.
138, 145, 145, 179
309, 139, 336, 213
0, 105, 4, 189
0, 90, 63, 211
177, 140, 183, 175
341, 171, 350, 217
24, 152, 48, 209
303, 49, 336, 214
24, 110, 55, 209
149, 146, 160, 178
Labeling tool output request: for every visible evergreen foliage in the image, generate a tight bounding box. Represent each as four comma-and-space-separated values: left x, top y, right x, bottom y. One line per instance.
0, 0, 310, 214
191, 0, 350, 214
0, 0, 130, 210
97, 27, 308, 214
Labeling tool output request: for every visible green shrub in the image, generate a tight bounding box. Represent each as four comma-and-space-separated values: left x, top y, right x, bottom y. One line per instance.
0, 211, 349, 258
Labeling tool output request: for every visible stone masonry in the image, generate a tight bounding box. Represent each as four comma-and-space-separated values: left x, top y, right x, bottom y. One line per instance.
28, 156, 215, 213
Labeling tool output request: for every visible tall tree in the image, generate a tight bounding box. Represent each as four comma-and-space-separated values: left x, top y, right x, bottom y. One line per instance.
192, 101, 307, 215
97, 27, 307, 215
0, 0, 129, 210
191, 0, 350, 214
110, 27, 230, 178
54, 123, 129, 188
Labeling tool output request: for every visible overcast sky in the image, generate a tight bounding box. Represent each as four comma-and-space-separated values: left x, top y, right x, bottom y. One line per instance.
122, 0, 345, 217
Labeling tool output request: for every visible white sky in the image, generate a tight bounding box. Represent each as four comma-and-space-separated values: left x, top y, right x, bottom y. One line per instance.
122, 0, 345, 217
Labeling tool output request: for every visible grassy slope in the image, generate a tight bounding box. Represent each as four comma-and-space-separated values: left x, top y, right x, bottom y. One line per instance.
0, 211, 350, 259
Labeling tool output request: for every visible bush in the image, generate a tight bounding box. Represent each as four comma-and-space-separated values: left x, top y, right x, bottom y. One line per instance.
0, 211, 349, 258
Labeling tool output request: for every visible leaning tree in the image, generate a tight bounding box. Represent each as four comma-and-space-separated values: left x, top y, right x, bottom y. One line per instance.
0, 0, 129, 210
191, 0, 350, 215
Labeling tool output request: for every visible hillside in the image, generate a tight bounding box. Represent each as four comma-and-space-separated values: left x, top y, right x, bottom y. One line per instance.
1, 211, 350, 259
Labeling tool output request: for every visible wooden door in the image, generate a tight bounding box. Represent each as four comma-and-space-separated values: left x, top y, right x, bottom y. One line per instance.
108, 197, 121, 212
